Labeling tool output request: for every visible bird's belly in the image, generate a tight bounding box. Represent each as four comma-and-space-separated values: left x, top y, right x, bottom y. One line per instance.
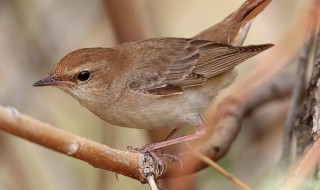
106, 96, 209, 130
94, 71, 236, 130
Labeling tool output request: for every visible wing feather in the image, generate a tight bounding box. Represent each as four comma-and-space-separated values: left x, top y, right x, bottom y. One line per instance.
127, 38, 273, 95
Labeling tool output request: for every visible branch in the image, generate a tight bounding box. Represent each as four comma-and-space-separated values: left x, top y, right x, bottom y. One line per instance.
295, 0, 320, 157
281, 2, 320, 188
281, 21, 315, 170
0, 106, 142, 181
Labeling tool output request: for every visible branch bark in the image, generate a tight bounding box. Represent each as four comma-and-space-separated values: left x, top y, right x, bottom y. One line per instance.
0, 106, 142, 179
281, 25, 314, 170
295, 0, 320, 158
297, 30, 320, 157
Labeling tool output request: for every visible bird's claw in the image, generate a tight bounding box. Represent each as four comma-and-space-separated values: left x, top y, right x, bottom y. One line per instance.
127, 144, 184, 176
127, 145, 166, 176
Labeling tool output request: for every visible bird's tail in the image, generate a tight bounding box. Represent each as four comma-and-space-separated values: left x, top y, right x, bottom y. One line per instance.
194, 0, 271, 45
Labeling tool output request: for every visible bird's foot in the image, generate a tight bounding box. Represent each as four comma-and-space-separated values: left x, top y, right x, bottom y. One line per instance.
127, 145, 166, 176
127, 144, 183, 176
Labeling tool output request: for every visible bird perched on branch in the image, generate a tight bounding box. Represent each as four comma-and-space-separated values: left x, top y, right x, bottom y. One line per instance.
34, 0, 272, 153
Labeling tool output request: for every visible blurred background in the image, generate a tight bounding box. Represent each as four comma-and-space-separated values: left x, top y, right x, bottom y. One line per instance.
0, 0, 304, 189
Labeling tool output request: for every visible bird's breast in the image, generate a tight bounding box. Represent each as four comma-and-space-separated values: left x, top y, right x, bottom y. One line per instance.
86, 70, 237, 130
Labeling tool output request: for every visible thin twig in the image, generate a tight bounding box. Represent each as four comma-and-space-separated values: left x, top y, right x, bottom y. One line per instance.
147, 175, 159, 190
186, 143, 252, 190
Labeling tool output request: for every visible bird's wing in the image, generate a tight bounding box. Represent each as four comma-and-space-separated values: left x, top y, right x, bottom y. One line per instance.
128, 38, 273, 96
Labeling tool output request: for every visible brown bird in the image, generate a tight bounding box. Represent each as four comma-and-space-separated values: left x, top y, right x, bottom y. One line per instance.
34, 38, 273, 150
33, 0, 272, 151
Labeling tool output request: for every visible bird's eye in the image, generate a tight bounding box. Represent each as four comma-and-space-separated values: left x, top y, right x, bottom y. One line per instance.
77, 71, 91, 81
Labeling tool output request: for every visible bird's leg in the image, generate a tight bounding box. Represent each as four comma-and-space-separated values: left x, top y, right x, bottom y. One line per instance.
164, 127, 181, 141
127, 115, 208, 175
146, 116, 208, 150
128, 115, 208, 151
154, 127, 183, 166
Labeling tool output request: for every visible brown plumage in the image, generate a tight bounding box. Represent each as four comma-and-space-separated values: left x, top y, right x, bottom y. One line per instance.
33, 37, 272, 138
194, 0, 271, 45
33, 0, 272, 151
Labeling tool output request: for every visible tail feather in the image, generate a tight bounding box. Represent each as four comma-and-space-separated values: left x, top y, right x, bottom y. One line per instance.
228, 0, 271, 24
193, 0, 271, 45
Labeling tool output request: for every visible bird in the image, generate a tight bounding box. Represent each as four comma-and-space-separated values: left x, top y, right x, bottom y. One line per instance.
33, 38, 273, 150
33, 0, 272, 151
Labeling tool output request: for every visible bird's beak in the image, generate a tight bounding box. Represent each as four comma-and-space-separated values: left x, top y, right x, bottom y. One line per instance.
33, 76, 68, 87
